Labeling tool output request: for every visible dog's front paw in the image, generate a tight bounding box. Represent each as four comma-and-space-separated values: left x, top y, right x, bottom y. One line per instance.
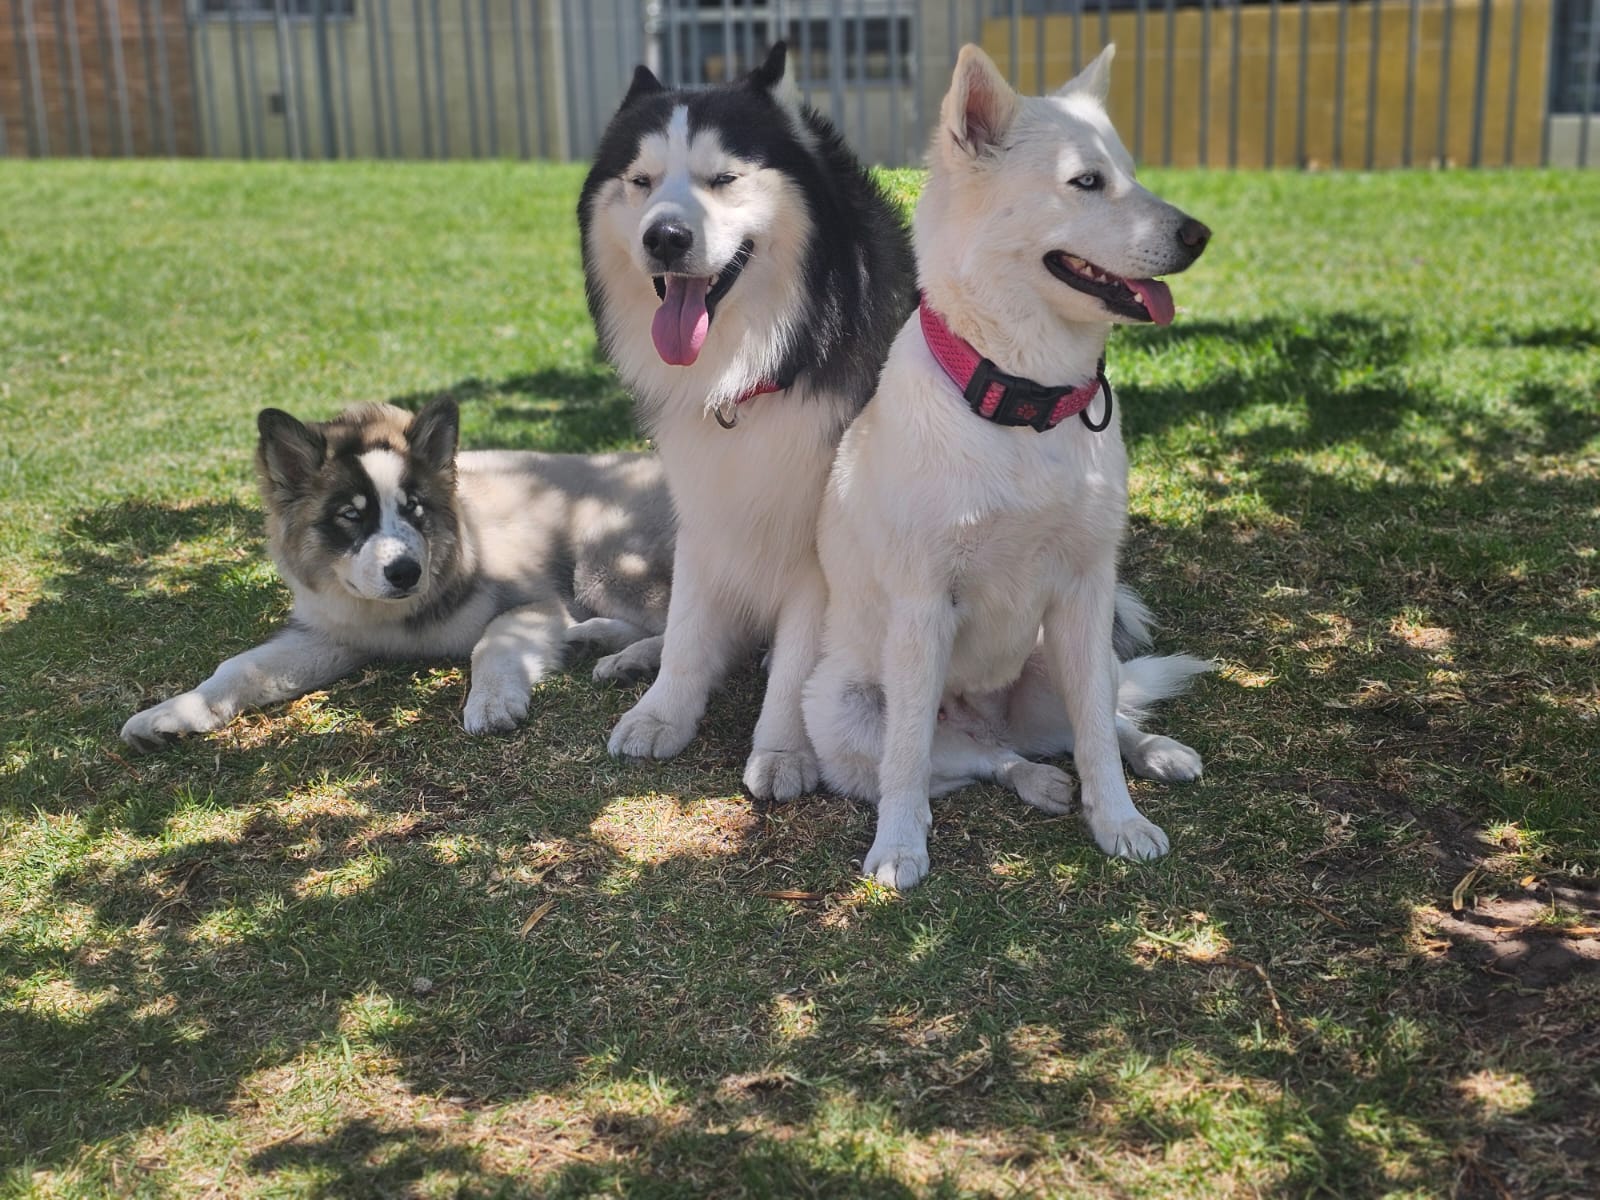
463, 677, 530, 735
1125, 734, 1203, 783
742, 747, 818, 802
608, 704, 696, 760
593, 642, 659, 685
1090, 812, 1170, 861
120, 692, 223, 753
862, 837, 931, 890
1008, 761, 1076, 815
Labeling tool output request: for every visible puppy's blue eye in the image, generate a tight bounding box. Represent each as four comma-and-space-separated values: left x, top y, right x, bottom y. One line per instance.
1069, 172, 1104, 191
338, 506, 360, 522
709, 172, 738, 188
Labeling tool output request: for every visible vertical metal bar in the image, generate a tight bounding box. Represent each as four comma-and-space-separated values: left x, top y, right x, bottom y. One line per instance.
1581, 0, 1600, 168
273, 0, 300, 157
198, 0, 222, 154
1435, 0, 1452, 163
1099, 0, 1108, 54
615, 0, 630, 92
1162, 0, 1174, 164
410, 0, 431, 156
1334, 0, 1349, 166
1227, 0, 1240, 166
153, 0, 174, 153
481, 0, 499, 155
104, 0, 135, 154
1403, 0, 1418, 165
1072, 0, 1082, 72
225, 0, 252, 155
1365, 0, 1380, 167
855, 0, 866, 149
581, 0, 599, 156
666, 0, 679, 87
313, 0, 340, 158
532, 0, 548, 156
243, 0, 264, 153
366, 0, 389, 156
61, 0, 92, 154
828, 0, 843, 124
459, 0, 480, 156
1007, 0, 1018, 84
1503, 0, 1523, 164
744, 0, 757, 71
721, 0, 734, 77
509, 0, 530, 157
911, 0, 923, 164
1266, 0, 1278, 166
1034, 0, 1044, 91
891, 0, 904, 163
799, 0, 812, 103
1293, 0, 1308, 165
138, 0, 161, 152
1197, 0, 1210, 165
15, 0, 46, 155
336, 13, 354, 155
1468, 0, 1490, 165
430, 0, 448, 156
1134, 0, 1145, 159
291, 1, 314, 155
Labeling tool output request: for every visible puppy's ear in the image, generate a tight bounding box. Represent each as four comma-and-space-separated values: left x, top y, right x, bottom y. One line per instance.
256, 408, 326, 496
622, 64, 665, 107
408, 396, 459, 477
941, 44, 1019, 160
1056, 43, 1115, 104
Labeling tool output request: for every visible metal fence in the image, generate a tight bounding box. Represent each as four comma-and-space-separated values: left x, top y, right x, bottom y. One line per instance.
2, 0, 1597, 165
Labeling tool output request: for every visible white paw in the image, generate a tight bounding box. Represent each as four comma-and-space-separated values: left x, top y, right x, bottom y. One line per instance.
1126, 735, 1204, 783
462, 677, 530, 734
1089, 812, 1171, 861
593, 643, 658, 685
120, 692, 222, 752
1009, 761, 1076, 815
862, 838, 930, 890
742, 747, 819, 802
608, 704, 696, 761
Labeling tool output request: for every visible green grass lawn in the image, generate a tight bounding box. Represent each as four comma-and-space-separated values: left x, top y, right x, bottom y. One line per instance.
2, 160, 1598, 1199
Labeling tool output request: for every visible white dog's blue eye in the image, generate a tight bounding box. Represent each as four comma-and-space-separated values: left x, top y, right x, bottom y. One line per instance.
709, 172, 738, 188
1070, 172, 1104, 191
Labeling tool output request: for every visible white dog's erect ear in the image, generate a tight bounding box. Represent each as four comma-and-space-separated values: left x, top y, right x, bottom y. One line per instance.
408, 396, 460, 476
256, 409, 326, 494
622, 64, 665, 107
941, 44, 1019, 159
1056, 44, 1115, 104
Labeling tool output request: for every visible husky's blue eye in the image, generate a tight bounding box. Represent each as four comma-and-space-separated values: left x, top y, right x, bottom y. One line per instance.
709, 172, 738, 188
338, 506, 361, 522
1069, 172, 1104, 192
627, 173, 651, 190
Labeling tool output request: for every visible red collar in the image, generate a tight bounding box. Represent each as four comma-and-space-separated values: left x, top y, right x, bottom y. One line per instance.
918, 293, 1112, 433
715, 375, 793, 428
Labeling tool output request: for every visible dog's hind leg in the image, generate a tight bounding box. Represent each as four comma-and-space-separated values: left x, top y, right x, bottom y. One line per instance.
464, 597, 568, 734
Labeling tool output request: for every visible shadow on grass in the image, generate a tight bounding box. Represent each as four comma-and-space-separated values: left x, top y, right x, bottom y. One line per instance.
386, 364, 639, 453
4, 308, 1600, 1195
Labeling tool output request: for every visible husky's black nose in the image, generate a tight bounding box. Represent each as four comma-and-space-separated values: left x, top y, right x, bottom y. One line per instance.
1177, 218, 1211, 261
385, 558, 422, 591
643, 219, 694, 267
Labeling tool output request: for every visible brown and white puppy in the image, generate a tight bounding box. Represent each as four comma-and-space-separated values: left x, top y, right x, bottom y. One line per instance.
121, 397, 674, 749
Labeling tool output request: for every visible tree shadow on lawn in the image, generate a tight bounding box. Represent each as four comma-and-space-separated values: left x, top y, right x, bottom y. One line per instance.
386, 363, 640, 454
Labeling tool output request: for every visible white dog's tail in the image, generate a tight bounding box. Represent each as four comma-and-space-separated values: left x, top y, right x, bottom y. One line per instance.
1116, 654, 1214, 723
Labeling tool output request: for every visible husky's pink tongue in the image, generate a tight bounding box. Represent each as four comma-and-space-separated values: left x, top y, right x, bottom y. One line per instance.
1127, 278, 1175, 326
651, 275, 711, 366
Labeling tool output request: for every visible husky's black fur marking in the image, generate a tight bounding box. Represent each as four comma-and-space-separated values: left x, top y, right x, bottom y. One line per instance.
577, 42, 917, 423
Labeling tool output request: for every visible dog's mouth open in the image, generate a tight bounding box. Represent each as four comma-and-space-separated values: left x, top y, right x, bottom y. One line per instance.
649, 240, 755, 366
1044, 251, 1175, 326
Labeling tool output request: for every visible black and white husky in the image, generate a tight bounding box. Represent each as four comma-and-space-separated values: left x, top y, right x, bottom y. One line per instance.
120, 397, 674, 750
578, 42, 918, 800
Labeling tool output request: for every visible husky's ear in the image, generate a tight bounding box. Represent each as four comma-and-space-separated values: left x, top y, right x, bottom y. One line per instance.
941, 44, 1019, 160
407, 396, 459, 477
1056, 44, 1115, 104
622, 64, 664, 107
256, 408, 326, 495
746, 41, 788, 92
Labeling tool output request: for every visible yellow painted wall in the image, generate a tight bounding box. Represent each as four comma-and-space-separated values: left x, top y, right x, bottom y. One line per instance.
984, 0, 1553, 168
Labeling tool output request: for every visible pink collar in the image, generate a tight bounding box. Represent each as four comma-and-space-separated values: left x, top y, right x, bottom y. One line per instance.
918, 293, 1112, 433
715, 375, 793, 429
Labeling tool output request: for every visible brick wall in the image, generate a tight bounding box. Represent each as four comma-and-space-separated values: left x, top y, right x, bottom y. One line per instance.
3, 0, 202, 157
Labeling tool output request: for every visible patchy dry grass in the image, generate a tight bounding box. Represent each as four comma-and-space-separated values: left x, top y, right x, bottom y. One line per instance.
2, 161, 1599, 1198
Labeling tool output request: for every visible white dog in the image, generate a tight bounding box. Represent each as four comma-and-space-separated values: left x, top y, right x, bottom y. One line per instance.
801, 45, 1213, 889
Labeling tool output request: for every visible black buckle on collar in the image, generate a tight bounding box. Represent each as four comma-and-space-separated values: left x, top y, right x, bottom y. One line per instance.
962, 356, 1112, 433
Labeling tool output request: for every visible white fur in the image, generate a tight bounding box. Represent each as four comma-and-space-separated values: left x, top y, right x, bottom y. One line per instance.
800, 45, 1211, 889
